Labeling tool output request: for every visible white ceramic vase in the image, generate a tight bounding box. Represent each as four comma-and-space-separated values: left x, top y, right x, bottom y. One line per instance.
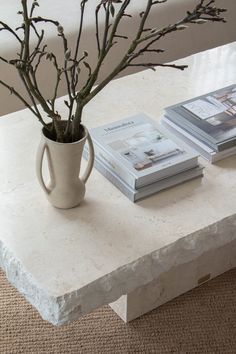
36, 125, 94, 209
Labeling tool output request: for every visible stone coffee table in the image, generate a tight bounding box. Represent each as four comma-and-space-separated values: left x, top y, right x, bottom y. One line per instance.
0, 43, 236, 325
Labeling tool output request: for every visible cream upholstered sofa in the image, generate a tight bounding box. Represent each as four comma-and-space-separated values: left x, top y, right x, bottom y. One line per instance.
0, 0, 235, 117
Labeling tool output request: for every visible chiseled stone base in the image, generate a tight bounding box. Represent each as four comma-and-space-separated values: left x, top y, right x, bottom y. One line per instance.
110, 240, 236, 322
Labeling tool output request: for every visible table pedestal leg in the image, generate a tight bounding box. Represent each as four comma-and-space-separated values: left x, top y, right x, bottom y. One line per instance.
110, 239, 236, 322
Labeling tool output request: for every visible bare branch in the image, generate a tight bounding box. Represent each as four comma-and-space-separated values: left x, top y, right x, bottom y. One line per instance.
0, 56, 9, 64
102, 2, 111, 51
79, 0, 226, 111
21, 0, 30, 61
0, 0, 227, 142
0, 22, 22, 43
30, 0, 39, 17
18, 69, 45, 122
77, 0, 131, 100
30, 16, 59, 27
29, 29, 44, 63
95, 4, 102, 55
73, 0, 87, 63
127, 63, 188, 71
0, 78, 47, 126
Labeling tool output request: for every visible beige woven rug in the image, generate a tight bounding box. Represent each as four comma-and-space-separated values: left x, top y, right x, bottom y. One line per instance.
0, 269, 236, 354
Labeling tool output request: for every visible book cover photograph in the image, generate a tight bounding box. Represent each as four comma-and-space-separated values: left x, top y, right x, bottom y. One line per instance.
108, 125, 184, 172
167, 84, 236, 146
88, 114, 198, 185
87, 113, 199, 190
163, 84, 236, 161
183, 86, 236, 132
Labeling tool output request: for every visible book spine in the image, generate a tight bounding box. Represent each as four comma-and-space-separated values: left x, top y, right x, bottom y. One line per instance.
90, 142, 136, 189
83, 149, 135, 202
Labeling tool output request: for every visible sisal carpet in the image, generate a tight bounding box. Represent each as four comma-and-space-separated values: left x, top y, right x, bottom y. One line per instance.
0, 269, 236, 354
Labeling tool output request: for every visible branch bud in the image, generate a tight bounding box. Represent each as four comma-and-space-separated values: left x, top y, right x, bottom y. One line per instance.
57, 25, 64, 34
149, 27, 157, 33
65, 49, 71, 60
191, 19, 208, 24
46, 53, 53, 61
16, 62, 23, 69
176, 25, 188, 30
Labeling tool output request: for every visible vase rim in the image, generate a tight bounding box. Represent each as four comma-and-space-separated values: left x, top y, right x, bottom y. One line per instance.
42, 123, 88, 145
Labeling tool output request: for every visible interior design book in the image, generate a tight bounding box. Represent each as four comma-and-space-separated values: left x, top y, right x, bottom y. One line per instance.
88, 113, 199, 189
162, 116, 236, 163
83, 149, 204, 202
165, 84, 236, 152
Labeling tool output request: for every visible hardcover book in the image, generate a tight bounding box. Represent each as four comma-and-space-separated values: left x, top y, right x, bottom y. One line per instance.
162, 116, 236, 163
83, 149, 204, 202
165, 84, 236, 151
88, 113, 199, 189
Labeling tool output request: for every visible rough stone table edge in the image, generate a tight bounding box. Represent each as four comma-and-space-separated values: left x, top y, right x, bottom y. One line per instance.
0, 214, 235, 325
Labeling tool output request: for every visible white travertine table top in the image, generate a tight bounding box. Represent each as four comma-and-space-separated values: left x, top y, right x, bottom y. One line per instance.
0, 42, 236, 325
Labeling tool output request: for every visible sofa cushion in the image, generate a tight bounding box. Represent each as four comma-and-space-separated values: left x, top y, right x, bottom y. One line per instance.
0, 0, 235, 116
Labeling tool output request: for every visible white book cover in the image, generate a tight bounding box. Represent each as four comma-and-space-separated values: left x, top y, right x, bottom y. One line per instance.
89, 113, 198, 188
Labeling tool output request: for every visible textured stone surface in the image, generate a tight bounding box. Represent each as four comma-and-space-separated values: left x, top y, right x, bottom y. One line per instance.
1, 43, 236, 325
110, 237, 236, 322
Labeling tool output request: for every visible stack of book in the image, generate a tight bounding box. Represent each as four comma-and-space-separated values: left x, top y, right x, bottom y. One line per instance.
162, 84, 236, 163
84, 113, 203, 202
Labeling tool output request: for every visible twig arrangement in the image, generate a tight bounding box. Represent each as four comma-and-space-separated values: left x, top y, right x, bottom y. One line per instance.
0, 0, 226, 142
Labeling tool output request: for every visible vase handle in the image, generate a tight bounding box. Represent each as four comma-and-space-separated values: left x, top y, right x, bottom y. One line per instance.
36, 139, 51, 195
81, 131, 94, 184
